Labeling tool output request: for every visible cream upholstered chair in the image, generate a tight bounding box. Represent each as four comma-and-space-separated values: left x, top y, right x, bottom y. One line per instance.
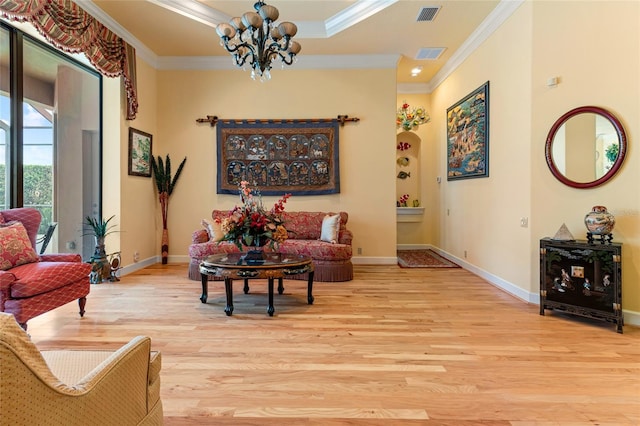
0, 313, 163, 425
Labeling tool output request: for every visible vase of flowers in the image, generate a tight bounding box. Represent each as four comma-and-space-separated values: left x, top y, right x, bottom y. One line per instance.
217, 181, 291, 262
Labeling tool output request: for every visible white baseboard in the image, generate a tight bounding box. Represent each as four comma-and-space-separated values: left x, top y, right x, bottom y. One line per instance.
119, 256, 159, 277
352, 256, 396, 265
397, 244, 432, 250
426, 246, 640, 328
433, 248, 536, 303
623, 309, 640, 326
120, 250, 640, 328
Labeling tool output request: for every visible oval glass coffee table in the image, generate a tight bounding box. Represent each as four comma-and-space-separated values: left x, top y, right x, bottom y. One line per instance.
199, 252, 314, 316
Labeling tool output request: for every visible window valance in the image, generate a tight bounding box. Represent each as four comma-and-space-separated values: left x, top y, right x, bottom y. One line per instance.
0, 0, 138, 119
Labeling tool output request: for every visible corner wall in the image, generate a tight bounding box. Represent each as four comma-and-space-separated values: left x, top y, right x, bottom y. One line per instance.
430, 2, 533, 299
120, 59, 159, 268
430, 1, 640, 319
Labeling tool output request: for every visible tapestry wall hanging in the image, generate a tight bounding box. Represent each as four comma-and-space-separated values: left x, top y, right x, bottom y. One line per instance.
447, 81, 490, 180
216, 119, 340, 196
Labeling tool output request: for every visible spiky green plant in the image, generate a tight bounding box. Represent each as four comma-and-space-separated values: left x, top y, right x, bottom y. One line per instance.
83, 215, 117, 238
151, 154, 187, 229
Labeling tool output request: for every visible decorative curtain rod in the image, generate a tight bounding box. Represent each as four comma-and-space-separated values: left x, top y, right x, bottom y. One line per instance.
196, 115, 360, 128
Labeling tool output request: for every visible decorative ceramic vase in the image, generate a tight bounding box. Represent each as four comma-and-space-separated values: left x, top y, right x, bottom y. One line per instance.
584, 206, 615, 243
89, 236, 109, 284
93, 236, 107, 259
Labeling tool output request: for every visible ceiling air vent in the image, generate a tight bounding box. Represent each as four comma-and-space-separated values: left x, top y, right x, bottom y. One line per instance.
415, 47, 446, 60
416, 6, 440, 22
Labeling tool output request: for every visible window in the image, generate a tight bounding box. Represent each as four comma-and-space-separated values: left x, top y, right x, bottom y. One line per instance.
0, 23, 102, 258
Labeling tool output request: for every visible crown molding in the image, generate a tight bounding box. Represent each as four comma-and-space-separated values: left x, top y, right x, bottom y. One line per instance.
325, 0, 398, 37
426, 0, 525, 93
76, 0, 159, 67
146, 0, 229, 28
156, 54, 400, 70
146, 0, 397, 39
78, 0, 521, 91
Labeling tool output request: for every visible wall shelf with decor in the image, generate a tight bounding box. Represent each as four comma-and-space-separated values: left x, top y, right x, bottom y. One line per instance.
539, 238, 623, 333
396, 207, 425, 222
396, 131, 421, 211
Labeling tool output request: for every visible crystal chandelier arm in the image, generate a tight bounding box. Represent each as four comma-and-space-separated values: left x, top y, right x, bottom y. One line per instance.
219, 36, 256, 68
277, 52, 294, 65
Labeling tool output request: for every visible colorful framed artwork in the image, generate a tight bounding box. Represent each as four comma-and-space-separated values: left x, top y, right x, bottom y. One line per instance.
446, 81, 489, 180
128, 127, 153, 177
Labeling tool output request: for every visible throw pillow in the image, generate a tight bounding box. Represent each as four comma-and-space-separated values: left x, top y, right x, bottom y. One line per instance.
320, 214, 340, 244
0, 222, 40, 270
202, 219, 224, 241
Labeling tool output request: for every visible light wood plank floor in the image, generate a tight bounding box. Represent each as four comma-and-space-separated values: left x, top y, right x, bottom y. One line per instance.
28, 264, 640, 425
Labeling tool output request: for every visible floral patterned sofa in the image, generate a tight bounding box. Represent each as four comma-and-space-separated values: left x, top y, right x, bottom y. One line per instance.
189, 210, 353, 282
0, 208, 92, 330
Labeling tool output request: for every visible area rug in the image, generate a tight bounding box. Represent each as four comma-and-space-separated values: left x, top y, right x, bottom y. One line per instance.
397, 249, 460, 268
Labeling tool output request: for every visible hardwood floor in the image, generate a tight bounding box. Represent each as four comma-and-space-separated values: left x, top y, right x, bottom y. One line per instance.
28, 264, 639, 425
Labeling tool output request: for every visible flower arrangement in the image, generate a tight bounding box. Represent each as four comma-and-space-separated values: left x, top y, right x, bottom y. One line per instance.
218, 181, 291, 251
398, 194, 410, 207
396, 102, 430, 131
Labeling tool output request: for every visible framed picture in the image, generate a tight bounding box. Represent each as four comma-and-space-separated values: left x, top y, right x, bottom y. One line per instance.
128, 127, 152, 177
446, 81, 489, 180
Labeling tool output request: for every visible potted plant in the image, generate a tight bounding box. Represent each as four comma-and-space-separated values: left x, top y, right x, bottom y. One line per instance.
151, 154, 187, 264
83, 215, 118, 283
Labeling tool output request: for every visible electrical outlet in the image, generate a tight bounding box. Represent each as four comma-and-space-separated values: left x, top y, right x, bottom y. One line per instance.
133, 251, 140, 262
357, 247, 362, 255
520, 217, 529, 227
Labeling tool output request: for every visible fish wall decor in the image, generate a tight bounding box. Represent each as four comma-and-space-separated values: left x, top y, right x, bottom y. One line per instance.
397, 142, 411, 151
396, 157, 409, 167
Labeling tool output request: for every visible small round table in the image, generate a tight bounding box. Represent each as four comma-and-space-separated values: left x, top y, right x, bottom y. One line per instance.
199, 253, 314, 316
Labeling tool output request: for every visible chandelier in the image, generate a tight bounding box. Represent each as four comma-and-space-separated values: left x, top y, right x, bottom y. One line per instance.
215, 1, 302, 81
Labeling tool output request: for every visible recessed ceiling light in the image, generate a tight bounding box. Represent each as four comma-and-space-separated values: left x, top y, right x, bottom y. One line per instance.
411, 66, 423, 77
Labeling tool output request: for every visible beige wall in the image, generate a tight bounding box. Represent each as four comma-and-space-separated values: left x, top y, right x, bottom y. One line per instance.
116, 60, 159, 265
429, 1, 534, 298
530, 0, 639, 313
396, 93, 434, 245
150, 67, 398, 262
109, 0, 639, 320
427, 1, 639, 316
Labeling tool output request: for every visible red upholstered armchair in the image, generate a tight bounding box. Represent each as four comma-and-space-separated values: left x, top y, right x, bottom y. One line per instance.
0, 208, 91, 330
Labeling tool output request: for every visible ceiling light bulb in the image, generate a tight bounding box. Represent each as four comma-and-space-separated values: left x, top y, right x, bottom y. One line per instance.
411, 66, 423, 76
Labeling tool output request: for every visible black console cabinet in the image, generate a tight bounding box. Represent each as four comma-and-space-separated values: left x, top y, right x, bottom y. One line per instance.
539, 238, 623, 333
